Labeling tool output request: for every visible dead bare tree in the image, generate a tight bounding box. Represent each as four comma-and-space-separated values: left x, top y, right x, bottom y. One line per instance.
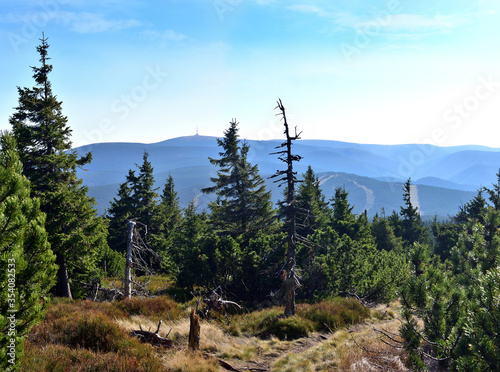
269, 99, 304, 317
123, 219, 160, 298
82, 219, 160, 301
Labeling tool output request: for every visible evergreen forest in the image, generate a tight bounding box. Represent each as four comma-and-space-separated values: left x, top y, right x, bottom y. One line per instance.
2, 36, 500, 372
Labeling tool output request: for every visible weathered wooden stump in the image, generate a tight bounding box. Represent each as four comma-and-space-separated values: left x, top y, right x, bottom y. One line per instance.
188, 307, 200, 351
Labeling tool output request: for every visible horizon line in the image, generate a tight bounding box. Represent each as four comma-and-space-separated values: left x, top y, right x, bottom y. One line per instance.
73, 134, 500, 150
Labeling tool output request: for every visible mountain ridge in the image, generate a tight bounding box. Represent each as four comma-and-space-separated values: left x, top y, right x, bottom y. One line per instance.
75, 135, 498, 217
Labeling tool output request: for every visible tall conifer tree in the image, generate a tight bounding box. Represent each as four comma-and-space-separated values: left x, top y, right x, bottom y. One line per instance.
9, 35, 107, 298
133, 151, 158, 229
202, 119, 273, 241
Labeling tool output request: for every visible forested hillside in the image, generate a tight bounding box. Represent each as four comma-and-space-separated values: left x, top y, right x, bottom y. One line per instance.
2, 37, 500, 372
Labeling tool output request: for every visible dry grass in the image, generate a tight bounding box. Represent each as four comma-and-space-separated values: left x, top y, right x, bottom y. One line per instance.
21, 297, 409, 372
117, 315, 259, 362
271, 302, 408, 371
162, 350, 221, 372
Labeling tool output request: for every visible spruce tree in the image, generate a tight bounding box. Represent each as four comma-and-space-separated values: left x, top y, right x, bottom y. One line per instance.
202, 119, 273, 241
310, 187, 405, 303
107, 152, 158, 253
330, 187, 358, 239
295, 165, 329, 237
173, 201, 210, 289
149, 175, 182, 273
106, 170, 136, 253
399, 178, 429, 247
0, 132, 57, 370
484, 168, 500, 210
371, 213, 402, 252
133, 151, 158, 229
455, 190, 487, 224
460, 268, 500, 371
9, 35, 108, 298
330, 187, 374, 244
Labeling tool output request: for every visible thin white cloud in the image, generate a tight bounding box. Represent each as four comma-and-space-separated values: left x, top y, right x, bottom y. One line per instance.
0, 10, 141, 34
288, 4, 475, 34
141, 29, 189, 42
58, 12, 141, 33
287, 4, 329, 17
369, 14, 472, 31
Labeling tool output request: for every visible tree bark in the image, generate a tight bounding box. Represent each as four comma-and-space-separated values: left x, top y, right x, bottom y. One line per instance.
282, 100, 299, 317
125, 220, 135, 299
55, 253, 72, 299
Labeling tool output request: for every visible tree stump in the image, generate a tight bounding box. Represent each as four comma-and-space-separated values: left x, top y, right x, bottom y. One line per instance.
188, 307, 200, 351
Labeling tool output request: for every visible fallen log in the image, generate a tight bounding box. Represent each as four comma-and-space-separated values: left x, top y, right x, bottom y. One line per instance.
131, 319, 173, 348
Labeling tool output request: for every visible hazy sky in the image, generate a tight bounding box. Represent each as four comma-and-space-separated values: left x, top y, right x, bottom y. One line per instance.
1, 0, 500, 147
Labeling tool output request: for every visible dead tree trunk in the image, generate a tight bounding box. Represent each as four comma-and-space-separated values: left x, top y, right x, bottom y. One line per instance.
270, 99, 303, 317
189, 307, 200, 351
125, 220, 136, 299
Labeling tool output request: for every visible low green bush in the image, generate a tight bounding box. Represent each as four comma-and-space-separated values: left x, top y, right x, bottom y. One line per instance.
227, 307, 314, 340
227, 298, 369, 339
297, 298, 370, 332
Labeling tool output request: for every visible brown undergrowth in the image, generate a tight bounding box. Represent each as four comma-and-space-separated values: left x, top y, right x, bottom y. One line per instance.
21, 296, 408, 372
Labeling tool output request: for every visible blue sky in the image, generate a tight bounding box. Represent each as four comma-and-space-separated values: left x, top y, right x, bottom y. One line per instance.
1, 0, 500, 147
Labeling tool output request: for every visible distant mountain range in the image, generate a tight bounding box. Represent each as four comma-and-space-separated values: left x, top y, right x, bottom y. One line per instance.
74, 135, 500, 218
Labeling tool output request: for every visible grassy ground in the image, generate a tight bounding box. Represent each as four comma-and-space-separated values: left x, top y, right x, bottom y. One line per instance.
20, 281, 408, 371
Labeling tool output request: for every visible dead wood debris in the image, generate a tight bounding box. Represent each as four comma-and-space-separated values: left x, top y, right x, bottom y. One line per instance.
201, 286, 241, 318
131, 319, 173, 348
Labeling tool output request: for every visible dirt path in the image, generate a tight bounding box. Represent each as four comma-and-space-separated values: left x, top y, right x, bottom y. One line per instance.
226, 307, 407, 372
228, 333, 329, 371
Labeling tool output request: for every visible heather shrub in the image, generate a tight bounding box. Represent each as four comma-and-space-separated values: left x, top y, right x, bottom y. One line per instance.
117, 296, 182, 319
25, 299, 162, 370
21, 341, 163, 372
